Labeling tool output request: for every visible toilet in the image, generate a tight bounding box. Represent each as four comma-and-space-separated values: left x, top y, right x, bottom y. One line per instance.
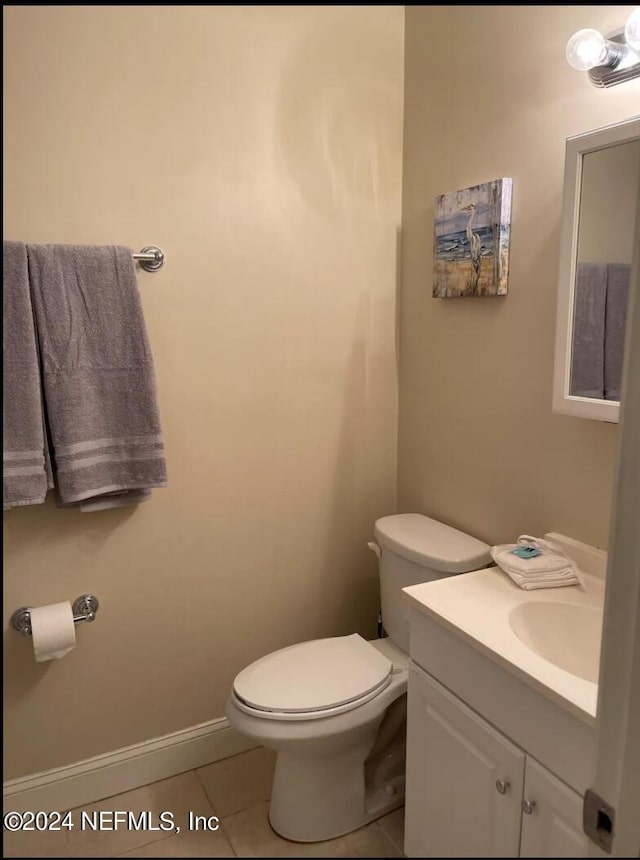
225, 513, 491, 842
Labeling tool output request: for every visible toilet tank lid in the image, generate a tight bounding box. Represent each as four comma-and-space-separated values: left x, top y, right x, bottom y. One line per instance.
374, 513, 491, 573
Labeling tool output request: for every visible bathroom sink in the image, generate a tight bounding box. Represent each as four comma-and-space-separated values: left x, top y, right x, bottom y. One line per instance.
508, 601, 603, 683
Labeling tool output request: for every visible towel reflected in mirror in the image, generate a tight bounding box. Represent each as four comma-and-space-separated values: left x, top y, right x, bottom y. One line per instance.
570, 262, 630, 402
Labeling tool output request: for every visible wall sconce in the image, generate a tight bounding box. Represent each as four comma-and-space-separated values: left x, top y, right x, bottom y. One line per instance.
566, 7, 640, 87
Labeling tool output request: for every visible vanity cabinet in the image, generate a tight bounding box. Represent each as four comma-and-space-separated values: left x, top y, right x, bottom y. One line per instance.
405, 664, 588, 858
519, 757, 587, 857
405, 664, 523, 857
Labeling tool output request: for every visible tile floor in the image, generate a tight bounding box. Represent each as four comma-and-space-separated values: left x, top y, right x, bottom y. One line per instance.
3, 747, 405, 858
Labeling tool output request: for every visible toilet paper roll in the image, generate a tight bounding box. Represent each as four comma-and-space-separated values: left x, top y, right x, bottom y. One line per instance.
30, 602, 76, 662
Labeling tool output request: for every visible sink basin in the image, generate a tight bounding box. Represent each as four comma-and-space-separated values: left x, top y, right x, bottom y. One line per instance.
508, 601, 603, 683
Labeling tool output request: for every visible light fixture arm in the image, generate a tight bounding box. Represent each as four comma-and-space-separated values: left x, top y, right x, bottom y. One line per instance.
601, 38, 626, 70
566, 9, 640, 88
589, 29, 640, 88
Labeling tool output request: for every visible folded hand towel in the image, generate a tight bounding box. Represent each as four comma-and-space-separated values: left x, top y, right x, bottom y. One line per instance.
490, 536, 584, 591
26, 244, 167, 511
3, 241, 52, 509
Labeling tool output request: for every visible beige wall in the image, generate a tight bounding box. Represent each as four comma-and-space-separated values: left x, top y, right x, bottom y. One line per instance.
399, 6, 640, 549
2, 6, 404, 780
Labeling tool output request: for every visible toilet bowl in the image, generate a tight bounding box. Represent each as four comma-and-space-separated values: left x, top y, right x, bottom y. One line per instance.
226, 513, 492, 843
226, 635, 408, 843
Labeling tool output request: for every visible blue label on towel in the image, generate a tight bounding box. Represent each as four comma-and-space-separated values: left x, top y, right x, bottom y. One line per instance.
509, 546, 542, 559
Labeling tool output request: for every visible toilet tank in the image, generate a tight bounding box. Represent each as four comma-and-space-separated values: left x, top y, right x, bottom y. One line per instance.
372, 514, 491, 655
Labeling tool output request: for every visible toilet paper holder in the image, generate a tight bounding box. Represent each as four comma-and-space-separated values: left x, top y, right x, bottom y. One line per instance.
10, 595, 100, 637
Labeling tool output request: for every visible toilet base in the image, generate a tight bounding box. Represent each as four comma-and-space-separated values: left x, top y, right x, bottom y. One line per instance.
268, 730, 406, 843
270, 793, 404, 844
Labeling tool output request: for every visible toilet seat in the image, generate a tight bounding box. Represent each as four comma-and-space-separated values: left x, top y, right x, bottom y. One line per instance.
232, 633, 393, 721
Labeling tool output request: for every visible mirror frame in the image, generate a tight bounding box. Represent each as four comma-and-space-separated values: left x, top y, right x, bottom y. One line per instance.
553, 115, 640, 424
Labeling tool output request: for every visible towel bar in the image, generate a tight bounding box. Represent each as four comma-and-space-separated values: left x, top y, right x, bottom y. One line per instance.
10, 595, 100, 637
133, 246, 165, 272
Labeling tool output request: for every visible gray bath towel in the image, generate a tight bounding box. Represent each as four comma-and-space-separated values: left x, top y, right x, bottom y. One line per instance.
26, 244, 167, 511
3, 241, 52, 509
570, 263, 606, 399
604, 263, 631, 401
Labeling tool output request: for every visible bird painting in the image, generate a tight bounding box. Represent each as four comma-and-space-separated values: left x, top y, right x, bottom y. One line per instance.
461, 203, 482, 295
432, 178, 512, 298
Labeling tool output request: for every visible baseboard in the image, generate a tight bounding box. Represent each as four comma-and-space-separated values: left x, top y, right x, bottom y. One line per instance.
3, 717, 257, 814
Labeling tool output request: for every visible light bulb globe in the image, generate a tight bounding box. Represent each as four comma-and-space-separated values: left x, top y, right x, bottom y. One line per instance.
566, 28, 608, 71
625, 7, 640, 51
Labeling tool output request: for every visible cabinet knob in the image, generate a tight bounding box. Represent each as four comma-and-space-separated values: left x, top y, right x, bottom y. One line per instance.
495, 779, 510, 795
522, 799, 537, 815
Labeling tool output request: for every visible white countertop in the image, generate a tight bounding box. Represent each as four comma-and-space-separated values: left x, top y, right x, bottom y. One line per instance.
403, 565, 605, 724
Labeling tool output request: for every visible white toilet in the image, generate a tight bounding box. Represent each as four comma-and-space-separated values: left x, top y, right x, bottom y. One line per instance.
226, 513, 491, 842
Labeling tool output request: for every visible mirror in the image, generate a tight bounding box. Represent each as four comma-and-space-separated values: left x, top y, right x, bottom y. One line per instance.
553, 116, 640, 423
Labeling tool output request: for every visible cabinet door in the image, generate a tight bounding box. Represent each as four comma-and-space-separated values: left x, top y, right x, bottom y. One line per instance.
405, 664, 525, 858
519, 757, 589, 857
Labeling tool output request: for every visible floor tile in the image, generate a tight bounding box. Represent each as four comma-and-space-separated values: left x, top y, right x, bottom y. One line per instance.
221, 800, 401, 858
3, 753, 403, 859
3, 770, 217, 858
339, 824, 402, 858
116, 825, 235, 857
196, 747, 276, 817
376, 806, 405, 854
2, 823, 73, 859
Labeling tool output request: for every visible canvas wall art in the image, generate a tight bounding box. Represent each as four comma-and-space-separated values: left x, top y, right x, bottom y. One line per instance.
433, 177, 513, 298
